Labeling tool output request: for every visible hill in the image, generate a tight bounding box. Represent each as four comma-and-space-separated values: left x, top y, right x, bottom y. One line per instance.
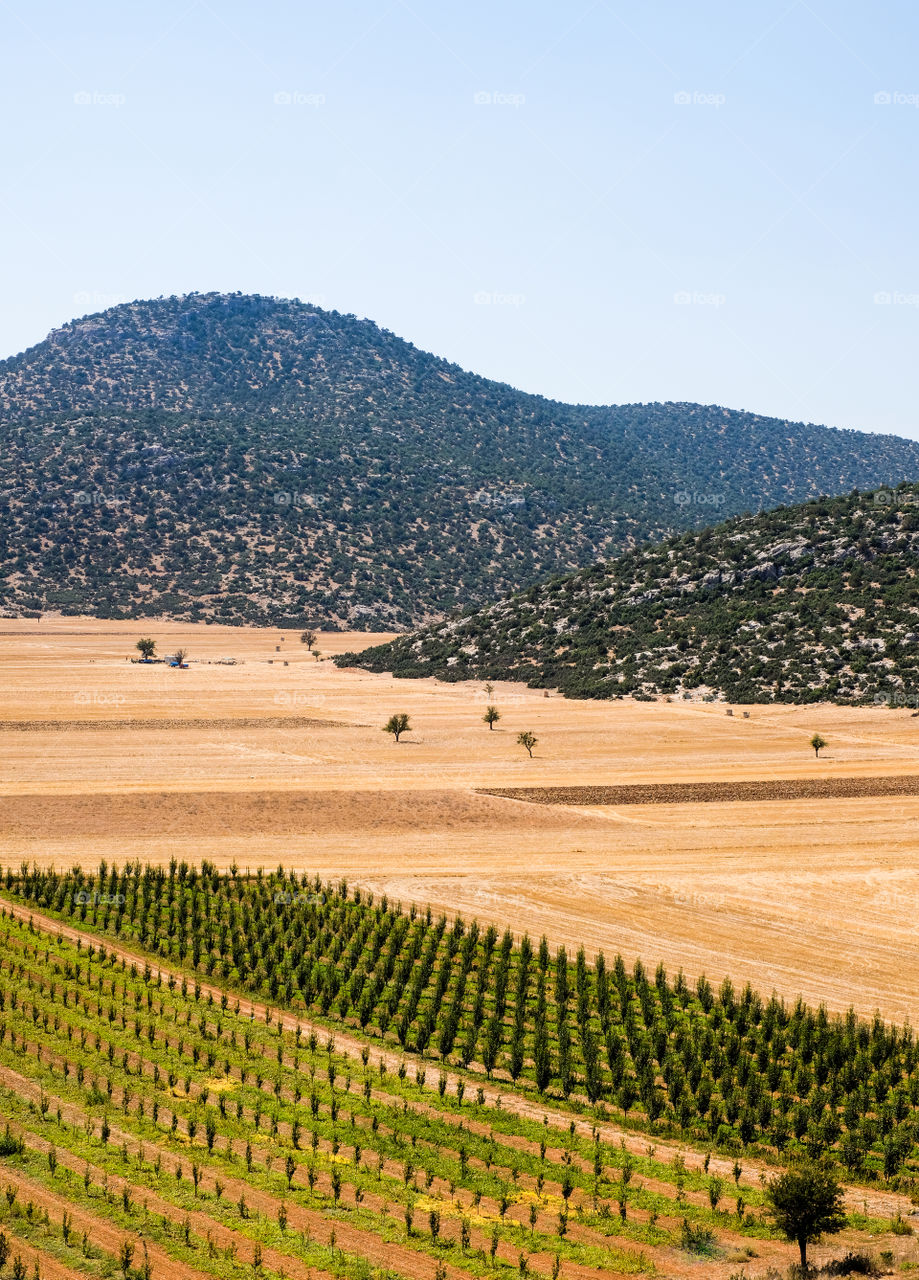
338, 485, 919, 704
3, 292, 919, 627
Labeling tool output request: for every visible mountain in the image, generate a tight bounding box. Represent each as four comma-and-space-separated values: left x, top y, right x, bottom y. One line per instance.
338, 485, 919, 704
2, 291, 919, 627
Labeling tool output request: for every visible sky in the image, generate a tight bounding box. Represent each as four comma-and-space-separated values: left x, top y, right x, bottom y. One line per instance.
1, 1, 918, 438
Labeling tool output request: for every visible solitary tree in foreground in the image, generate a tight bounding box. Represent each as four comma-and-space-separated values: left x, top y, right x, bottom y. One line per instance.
384, 713, 412, 743
764, 1158, 845, 1271
810, 733, 827, 758
136, 637, 156, 660
517, 730, 537, 758
483, 705, 501, 731
300, 629, 317, 651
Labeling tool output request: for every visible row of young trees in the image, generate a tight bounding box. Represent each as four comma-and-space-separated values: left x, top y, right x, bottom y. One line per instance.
5, 862, 919, 1184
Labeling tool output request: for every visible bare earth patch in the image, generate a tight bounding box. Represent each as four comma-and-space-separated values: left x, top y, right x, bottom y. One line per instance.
479, 776, 919, 804
2, 616, 919, 1027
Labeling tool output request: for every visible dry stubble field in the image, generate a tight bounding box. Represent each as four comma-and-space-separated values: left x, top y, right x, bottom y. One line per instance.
1, 617, 918, 1026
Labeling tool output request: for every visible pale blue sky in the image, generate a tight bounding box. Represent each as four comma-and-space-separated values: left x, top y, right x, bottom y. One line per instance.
2, 1, 917, 436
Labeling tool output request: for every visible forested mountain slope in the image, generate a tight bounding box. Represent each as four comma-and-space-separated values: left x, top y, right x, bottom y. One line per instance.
340, 486, 919, 703
2, 292, 918, 626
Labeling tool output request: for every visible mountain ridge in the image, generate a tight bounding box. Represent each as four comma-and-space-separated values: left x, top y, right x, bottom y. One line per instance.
2, 291, 919, 627
337, 484, 919, 704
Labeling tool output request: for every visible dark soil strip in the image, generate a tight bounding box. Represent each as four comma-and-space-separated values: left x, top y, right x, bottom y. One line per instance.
0, 715, 354, 732
478, 776, 919, 805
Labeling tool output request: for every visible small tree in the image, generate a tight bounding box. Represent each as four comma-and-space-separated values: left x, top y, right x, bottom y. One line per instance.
483, 705, 501, 731
119, 1241, 134, 1279
517, 730, 537, 758
172, 648, 188, 668
136, 638, 156, 660
300, 629, 317, 651
764, 1158, 845, 1270
810, 733, 827, 758
384, 713, 412, 743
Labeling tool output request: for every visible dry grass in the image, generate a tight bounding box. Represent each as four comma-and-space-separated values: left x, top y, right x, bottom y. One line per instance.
2, 616, 919, 1027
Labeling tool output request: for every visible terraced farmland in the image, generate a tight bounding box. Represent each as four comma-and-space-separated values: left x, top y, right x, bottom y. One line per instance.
1, 868, 918, 1277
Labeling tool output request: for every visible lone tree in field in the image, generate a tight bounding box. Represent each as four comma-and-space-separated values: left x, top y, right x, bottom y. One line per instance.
810, 733, 827, 758
300, 629, 317, 651
172, 648, 188, 667
384, 713, 412, 743
764, 1158, 845, 1271
136, 637, 156, 660
483, 705, 501, 730
517, 730, 537, 758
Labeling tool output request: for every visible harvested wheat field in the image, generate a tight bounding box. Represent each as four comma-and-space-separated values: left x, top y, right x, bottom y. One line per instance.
1, 616, 919, 1027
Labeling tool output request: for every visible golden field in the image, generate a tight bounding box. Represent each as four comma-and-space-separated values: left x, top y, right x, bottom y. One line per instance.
1, 616, 918, 1025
